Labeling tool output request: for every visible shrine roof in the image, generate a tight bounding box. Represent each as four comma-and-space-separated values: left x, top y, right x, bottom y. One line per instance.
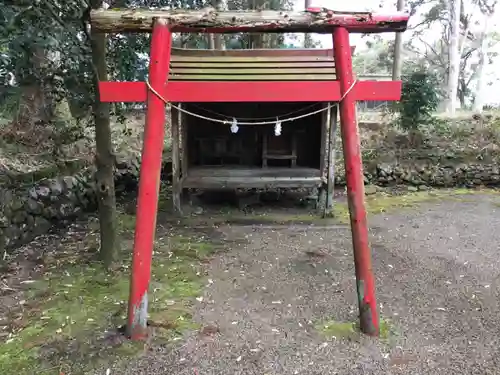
169, 48, 355, 82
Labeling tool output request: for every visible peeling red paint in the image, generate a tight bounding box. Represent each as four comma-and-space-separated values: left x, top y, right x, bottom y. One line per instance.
333, 27, 379, 336
127, 20, 172, 341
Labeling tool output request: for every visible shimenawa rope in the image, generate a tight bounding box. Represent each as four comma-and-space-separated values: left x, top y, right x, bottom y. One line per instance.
145, 79, 357, 126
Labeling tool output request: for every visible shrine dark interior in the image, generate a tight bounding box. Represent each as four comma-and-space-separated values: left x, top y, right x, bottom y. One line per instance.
184, 102, 324, 170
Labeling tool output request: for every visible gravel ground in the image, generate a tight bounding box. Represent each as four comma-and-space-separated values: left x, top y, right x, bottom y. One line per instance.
120, 193, 500, 375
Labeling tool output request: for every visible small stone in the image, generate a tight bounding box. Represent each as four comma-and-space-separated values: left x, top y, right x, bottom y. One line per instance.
200, 324, 220, 336
28, 187, 38, 200
43, 206, 58, 219
35, 185, 51, 199
12, 211, 27, 224
33, 217, 51, 236
25, 199, 43, 215
407, 186, 418, 192
62, 176, 77, 190
57, 203, 75, 218
364, 185, 378, 195
49, 179, 64, 196
9, 197, 26, 211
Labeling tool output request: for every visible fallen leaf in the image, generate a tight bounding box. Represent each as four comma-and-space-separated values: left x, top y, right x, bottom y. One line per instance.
199, 325, 220, 336
305, 250, 327, 258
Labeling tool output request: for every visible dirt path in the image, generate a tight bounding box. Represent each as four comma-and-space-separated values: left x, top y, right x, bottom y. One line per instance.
116, 193, 500, 374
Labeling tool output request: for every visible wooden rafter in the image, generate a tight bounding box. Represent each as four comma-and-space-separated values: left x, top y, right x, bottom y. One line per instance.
89, 7, 410, 34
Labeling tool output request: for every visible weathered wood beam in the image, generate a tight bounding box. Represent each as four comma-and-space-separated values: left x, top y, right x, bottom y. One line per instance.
90, 7, 410, 34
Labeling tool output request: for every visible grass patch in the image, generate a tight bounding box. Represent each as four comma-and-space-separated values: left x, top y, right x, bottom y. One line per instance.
315, 320, 357, 339
333, 188, 499, 223
0, 214, 220, 374
315, 318, 397, 341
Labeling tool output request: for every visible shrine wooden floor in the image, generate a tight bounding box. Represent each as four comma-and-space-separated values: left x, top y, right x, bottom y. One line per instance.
182, 166, 322, 189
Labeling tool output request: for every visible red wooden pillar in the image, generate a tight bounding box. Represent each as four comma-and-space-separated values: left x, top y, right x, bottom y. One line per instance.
333, 27, 379, 336
127, 19, 172, 340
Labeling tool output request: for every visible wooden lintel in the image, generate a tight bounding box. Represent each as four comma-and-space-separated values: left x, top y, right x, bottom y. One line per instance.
98, 80, 403, 103
90, 8, 410, 34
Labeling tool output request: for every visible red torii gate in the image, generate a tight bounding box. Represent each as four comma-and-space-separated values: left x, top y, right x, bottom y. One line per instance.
90, 7, 410, 340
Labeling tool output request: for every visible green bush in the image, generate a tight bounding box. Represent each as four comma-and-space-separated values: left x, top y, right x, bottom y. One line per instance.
397, 71, 439, 131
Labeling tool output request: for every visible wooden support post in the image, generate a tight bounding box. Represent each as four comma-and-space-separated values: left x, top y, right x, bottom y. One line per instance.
180, 104, 189, 180
127, 19, 172, 341
333, 27, 379, 336
291, 133, 297, 168
262, 133, 268, 168
171, 103, 182, 214
318, 102, 329, 213
325, 104, 337, 216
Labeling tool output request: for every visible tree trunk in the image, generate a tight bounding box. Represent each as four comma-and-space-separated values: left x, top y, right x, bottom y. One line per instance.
214, 0, 224, 49
457, 79, 466, 108
208, 34, 215, 49
14, 47, 52, 127
472, 15, 491, 113
446, 0, 461, 114
208, 0, 224, 50
392, 0, 405, 80
303, 0, 314, 48
90, 0, 119, 268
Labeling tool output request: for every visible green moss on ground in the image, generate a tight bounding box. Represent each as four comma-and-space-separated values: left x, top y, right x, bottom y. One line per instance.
333, 188, 498, 223
0, 212, 219, 375
315, 320, 357, 339
315, 318, 397, 341
168, 188, 499, 228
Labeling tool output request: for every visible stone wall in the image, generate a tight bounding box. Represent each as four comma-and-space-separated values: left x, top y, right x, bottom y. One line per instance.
0, 169, 97, 251
334, 162, 500, 188
2, 144, 499, 253
0, 155, 163, 253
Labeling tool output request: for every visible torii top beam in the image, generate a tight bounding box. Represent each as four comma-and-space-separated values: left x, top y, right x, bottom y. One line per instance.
89, 7, 410, 34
